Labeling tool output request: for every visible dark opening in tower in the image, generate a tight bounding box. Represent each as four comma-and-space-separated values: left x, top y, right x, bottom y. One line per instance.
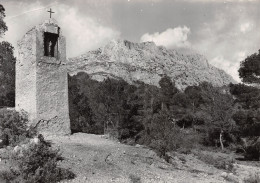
44, 32, 59, 58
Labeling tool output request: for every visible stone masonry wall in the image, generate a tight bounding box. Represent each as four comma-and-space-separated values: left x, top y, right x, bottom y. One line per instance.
36, 62, 70, 135
16, 28, 37, 121
16, 19, 70, 135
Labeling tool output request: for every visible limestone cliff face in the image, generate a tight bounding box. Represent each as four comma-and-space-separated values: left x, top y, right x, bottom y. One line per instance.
68, 39, 235, 90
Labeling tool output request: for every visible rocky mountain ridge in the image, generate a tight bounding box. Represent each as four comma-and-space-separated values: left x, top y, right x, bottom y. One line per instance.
67, 39, 235, 90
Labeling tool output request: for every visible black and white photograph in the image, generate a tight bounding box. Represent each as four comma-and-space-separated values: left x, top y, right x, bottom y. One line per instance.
0, 0, 260, 182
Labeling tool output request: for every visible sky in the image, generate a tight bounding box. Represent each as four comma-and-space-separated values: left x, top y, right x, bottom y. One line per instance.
1, 0, 260, 82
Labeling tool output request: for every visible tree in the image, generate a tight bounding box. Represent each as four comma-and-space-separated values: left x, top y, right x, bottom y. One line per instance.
198, 83, 236, 150
0, 108, 36, 146
232, 52, 260, 159
230, 83, 260, 109
0, 4, 8, 37
0, 42, 16, 107
68, 74, 94, 133
141, 84, 161, 138
230, 72, 260, 137
0, 5, 15, 107
158, 75, 178, 109
239, 50, 260, 84
232, 109, 260, 137
180, 85, 205, 128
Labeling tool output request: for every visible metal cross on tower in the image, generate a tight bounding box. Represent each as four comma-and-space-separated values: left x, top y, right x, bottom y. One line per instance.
47, 8, 55, 18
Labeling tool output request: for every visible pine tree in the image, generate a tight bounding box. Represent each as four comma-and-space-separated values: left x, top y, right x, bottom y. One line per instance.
0, 5, 16, 107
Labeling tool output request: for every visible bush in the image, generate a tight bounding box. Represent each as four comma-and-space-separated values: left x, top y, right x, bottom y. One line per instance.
241, 137, 260, 161
0, 111, 75, 183
9, 136, 75, 183
244, 173, 260, 183
0, 108, 37, 146
195, 152, 234, 171
129, 174, 141, 183
136, 107, 201, 159
138, 125, 200, 158
176, 130, 201, 154
244, 146, 260, 161
0, 169, 18, 182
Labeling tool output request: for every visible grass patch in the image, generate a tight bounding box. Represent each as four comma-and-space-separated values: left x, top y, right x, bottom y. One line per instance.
129, 174, 141, 183
195, 151, 234, 171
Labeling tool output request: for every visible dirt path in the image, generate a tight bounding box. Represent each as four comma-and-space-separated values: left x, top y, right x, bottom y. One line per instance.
47, 133, 231, 183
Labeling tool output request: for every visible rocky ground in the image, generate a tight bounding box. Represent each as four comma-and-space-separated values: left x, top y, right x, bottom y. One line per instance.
41, 133, 260, 183
1, 133, 259, 183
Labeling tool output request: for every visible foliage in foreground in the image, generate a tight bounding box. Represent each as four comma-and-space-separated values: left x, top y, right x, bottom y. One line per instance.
0, 108, 75, 183
12, 137, 75, 183
0, 108, 36, 147
1, 136, 75, 183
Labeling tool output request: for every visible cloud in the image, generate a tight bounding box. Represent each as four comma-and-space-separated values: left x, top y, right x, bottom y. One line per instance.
235, 51, 246, 61
180, 0, 258, 2
192, 4, 260, 83
211, 56, 240, 82
2, 1, 45, 56
2, 2, 120, 58
57, 5, 120, 57
240, 22, 253, 33
140, 27, 191, 49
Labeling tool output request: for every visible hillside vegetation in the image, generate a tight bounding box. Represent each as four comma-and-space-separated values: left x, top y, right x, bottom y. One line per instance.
68, 70, 260, 161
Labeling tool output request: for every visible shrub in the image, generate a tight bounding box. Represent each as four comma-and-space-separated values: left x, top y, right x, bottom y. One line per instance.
0, 169, 18, 182
244, 173, 260, 183
241, 137, 260, 161
137, 108, 201, 159
138, 126, 200, 158
10, 136, 75, 183
195, 152, 234, 171
244, 146, 260, 161
129, 174, 141, 183
0, 108, 37, 146
0, 109, 75, 182
176, 130, 201, 154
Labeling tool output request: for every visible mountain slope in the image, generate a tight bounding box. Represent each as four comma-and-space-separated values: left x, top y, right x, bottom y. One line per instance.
68, 40, 235, 90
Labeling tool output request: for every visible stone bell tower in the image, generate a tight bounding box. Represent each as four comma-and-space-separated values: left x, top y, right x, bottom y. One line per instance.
16, 18, 70, 135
